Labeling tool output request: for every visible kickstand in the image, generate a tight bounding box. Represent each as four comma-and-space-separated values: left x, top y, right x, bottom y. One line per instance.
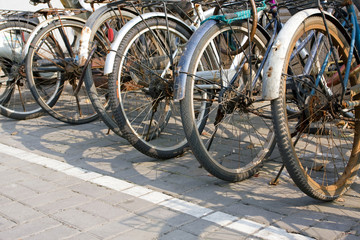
270, 164, 285, 185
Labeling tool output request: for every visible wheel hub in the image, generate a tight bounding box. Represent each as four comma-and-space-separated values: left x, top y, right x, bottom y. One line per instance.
306, 95, 329, 122
220, 88, 252, 114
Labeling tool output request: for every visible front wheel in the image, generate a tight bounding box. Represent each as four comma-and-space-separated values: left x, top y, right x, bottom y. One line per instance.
26, 19, 99, 124
0, 20, 44, 120
108, 17, 193, 159
272, 16, 360, 201
180, 21, 275, 182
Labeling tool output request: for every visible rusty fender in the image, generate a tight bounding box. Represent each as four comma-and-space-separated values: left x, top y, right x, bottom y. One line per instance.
262, 9, 344, 100
103, 12, 194, 75
78, 4, 136, 66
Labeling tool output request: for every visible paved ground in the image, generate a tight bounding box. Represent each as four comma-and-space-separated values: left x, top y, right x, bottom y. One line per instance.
0, 114, 359, 240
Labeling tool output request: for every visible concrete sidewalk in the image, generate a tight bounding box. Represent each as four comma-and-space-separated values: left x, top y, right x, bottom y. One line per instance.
0, 115, 359, 239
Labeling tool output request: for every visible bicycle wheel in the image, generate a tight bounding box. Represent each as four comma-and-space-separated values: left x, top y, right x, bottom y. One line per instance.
108, 17, 192, 159
84, 9, 136, 136
26, 19, 98, 124
0, 20, 45, 120
272, 16, 360, 201
180, 21, 275, 182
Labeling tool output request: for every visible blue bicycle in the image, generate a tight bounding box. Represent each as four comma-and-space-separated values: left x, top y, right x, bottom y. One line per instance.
263, 0, 360, 200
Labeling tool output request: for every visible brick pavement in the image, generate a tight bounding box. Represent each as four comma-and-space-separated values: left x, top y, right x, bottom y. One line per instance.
0, 115, 359, 239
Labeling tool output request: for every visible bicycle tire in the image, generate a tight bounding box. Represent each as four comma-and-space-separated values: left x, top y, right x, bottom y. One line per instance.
180, 20, 275, 182
26, 19, 99, 124
0, 20, 45, 120
108, 17, 193, 159
272, 16, 360, 201
83, 9, 136, 136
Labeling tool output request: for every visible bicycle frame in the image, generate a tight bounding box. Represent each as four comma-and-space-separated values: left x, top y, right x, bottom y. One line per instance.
173, 0, 279, 101
262, 8, 346, 100
264, 1, 360, 106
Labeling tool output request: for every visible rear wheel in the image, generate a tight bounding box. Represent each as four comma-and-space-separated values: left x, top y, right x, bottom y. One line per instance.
0, 20, 44, 120
108, 18, 192, 159
26, 19, 98, 124
180, 21, 275, 182
272, 16, 360, 201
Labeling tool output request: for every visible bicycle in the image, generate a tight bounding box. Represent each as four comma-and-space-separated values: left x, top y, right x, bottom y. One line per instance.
263, 0, 360, 200
172, 0, 289, 182
101, 0, 207, 159
80, 0, 213, 137
24, 0, 113, 124
0, 0, 99, 121
0, 7, 45, 120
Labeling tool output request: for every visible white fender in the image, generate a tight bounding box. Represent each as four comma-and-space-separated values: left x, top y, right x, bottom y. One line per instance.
262, 9, 322, 100
104, 12, 193, 75
78, 0, 102, 12
22, 16, 86, 58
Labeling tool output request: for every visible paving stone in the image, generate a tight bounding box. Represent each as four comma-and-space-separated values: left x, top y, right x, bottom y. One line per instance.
23, 225, 80, 240
0, 164, 9, 173
0, 216, 60, 239
240, 192, 305, 216
200, 227, 249, 240
19, 177, 62, 193
18, 163, 59, 178
349, 221, 360, 235
179, 218, 221, 237
0, 183, 38, 201
111, 167, 151, 181
273, 210, 326, 234
63, 232, 101, 240
37, 193, 93, 214
158, 229, 199, 240
21, 189, 76, 208
0, 195, 12, 206
118, 196, 158, 213
0, 154, 32, 169
163, 174, 210, 191
98, 191, 134, 205
182, 185, 241, 210
0, 215, 16, 231
339, 233, 360, 240
306, 203, 360, 220
221, 202, 283, 226
39, 170, 83, 187
136, 205, 197, 227
77, 200, 132, 221
116, 214, 152, 229
69, 181, 113, 199
87, 220, 137, 239
0, 168, 34, 187
127, 167, 173, 183
338, 195, 360, 208
0, 201, 45, 224
144, 177, 198, 196
303, 216, 355, 240
51, 208, 106, 230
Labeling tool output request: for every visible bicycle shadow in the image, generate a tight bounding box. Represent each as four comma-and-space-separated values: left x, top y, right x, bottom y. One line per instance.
0, 115, 359, 239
